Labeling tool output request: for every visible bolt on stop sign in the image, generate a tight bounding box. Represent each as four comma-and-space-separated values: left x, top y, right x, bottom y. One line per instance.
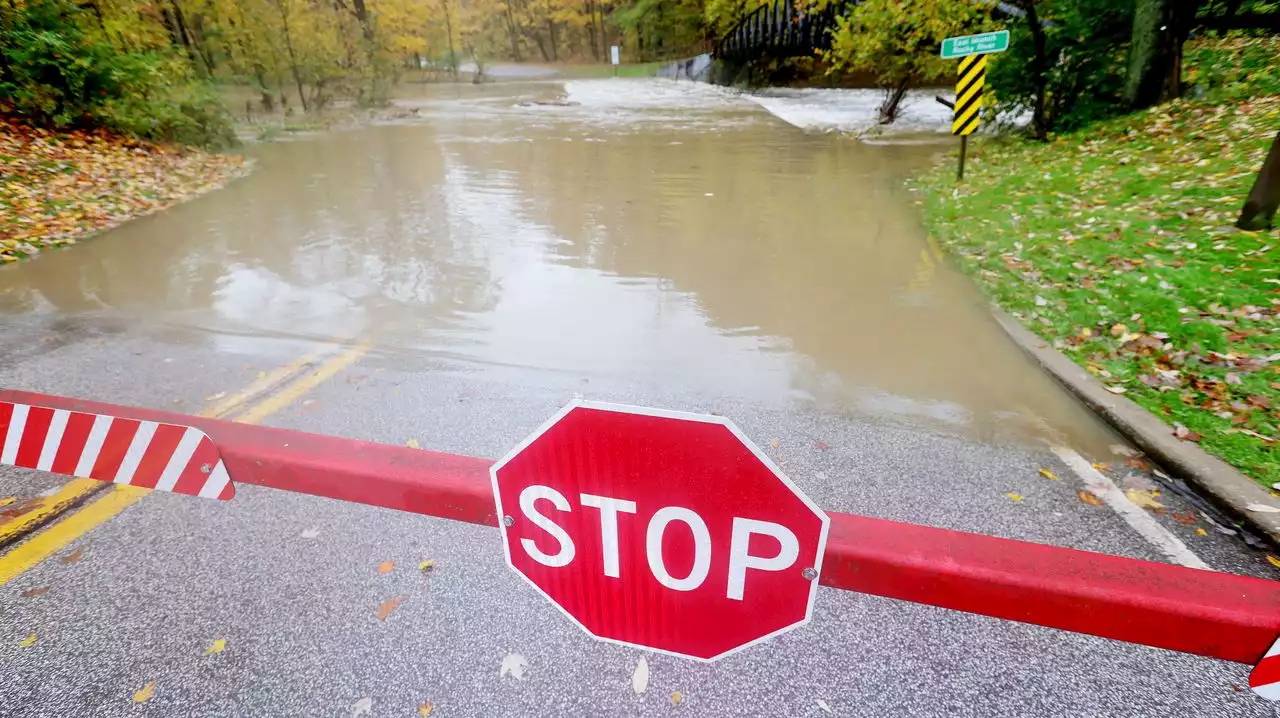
491, 401, 830, 661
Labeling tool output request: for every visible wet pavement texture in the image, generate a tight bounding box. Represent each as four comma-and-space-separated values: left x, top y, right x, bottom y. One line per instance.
0, 79, 1276, 717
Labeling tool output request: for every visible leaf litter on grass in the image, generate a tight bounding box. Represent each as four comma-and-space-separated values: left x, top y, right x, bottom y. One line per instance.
912, 35, 1280, 492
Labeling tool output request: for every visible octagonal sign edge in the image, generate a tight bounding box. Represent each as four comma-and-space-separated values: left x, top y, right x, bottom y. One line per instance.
490, 399, 831, 662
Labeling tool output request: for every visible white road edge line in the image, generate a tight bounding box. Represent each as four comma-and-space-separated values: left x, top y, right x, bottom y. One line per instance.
1052, 446, 1210, 571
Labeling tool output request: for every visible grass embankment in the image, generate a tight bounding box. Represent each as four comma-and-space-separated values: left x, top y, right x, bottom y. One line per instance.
913, 36, 1280, 489
0, 119, 248, 264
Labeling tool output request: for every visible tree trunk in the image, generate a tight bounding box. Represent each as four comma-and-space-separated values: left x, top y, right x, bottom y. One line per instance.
547, 19, 558, 61
351, 0, 375, 43
1237, 131, 1280, 230
503, 3, 523, 61
1019, 0, 1050, 141
585, 0, 599, 60
442, 0, 458, 78
1124, 0, 1201, 108
877, 77, 910, 124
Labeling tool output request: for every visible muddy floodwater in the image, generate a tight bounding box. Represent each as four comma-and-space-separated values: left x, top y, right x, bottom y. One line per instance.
0, 79, 1116, 453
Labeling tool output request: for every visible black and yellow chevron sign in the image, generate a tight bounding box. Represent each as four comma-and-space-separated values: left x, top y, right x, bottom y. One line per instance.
952, 55, 987, 136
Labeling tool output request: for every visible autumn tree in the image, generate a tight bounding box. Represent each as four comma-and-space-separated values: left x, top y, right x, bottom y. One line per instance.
825, 0, 995, 124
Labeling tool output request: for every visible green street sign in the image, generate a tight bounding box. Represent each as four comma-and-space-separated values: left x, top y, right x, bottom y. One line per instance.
940, 30, 1010, 59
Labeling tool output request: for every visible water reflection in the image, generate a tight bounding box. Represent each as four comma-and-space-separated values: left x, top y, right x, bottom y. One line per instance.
0, 79, 1112, 449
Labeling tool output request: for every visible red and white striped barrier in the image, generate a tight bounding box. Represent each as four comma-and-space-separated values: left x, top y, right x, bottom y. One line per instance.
0, 389, 1276, 699
0, 401, 233, 500
1253, 637, 1280, 701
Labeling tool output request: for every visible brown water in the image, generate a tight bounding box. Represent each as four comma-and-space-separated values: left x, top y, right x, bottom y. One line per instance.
0, 79, 1114, 452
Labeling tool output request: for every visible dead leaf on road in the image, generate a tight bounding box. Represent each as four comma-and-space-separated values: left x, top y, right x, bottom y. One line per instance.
1124, 489, 1164, 511
1091, 462, 1109, 472
300, 528, 320, 539
499, 653, 529, 680
632, 656, 650, 695
1266, 555, 1280, 569
1172, 424, 1202, 442
1247, 504, 1280, 514
21, 587, 50, 597
1077, 490, 1103, 506
769, 439, 780, 449
405, 439, 421, 449
418, 703, 434, 717
1004, 492, 1025, 502
59, 548, 84, 564
1038, 468, 1060, 481
19, 633, 36, 647
671, 691, 684, 706
204, 639, 227, 655
813, 441, 830, 451
816, 698, 833, 714
1171, 511, 1197, 525
1194, 528, 1208, 536
418, 559, 436, 572
0, 496, 14, 507
1105, 385, 1127, 394
133, 681, 156, 703
377, 595, 405, 621
351, 697, 373, 716
377, 561, 394, 574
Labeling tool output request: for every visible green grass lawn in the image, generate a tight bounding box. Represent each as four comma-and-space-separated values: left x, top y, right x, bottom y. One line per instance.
912, 36, 1280, 489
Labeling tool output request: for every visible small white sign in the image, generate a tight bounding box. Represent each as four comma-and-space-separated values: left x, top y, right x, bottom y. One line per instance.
610, 45, 620, 66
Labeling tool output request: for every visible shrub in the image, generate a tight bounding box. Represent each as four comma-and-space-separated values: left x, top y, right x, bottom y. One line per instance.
0, 0, 234, 148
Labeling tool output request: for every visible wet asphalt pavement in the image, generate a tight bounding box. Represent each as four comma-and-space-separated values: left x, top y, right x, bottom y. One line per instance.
1, 78, 1278, 717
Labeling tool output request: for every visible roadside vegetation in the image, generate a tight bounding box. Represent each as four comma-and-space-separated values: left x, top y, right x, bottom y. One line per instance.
913, 33, 1280, 488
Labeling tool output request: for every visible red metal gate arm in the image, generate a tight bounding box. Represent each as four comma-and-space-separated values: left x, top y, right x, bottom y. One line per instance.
3, 389, 1277, 665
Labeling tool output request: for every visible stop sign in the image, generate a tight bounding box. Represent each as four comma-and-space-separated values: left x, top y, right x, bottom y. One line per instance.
491, 401, 829, 661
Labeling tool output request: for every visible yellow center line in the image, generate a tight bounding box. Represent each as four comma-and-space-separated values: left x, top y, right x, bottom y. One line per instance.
0, 478, 102, 544
0, 343, 371, 586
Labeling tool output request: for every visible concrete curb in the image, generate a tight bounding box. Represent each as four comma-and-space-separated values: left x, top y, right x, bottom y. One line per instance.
991, 309, 1280, 548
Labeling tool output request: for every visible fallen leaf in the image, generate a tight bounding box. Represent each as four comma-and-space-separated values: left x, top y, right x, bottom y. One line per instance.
1077, 490, 1103, 506
671, 691, 684, 706
351, 697, 373, 716
1171, 511, 1196, 525
377, 561, 394, 574
204, 392, 227, 401
300, 528, 320, 539
418, 559, 436, 572
21, 587, 50, 597
1105, 385, 1126, 394
1124, 489, 1164, 511
1172, 424, 1202, 442
1005, 492, 1025, 502
19, 633, 36, 647
1267, 555, 1280, 569
1038, 468, 1059, 481
813, 441, 830, 451
59, 548, 84, 564
204, 639, 227, 655
1109, 444, 1138, 457
377, 595, 405, 621
133, 681, 156, 703
500, 653, 529, 680
0, 497, 14, 506
1246, 504, 1280, 514
405, 439, 421, 449
1273, 483, 1280, 491
1090, 462, 1109, 472
1110, 323, 1128, 337
1194, 528, 1208, 536
256, 371, 266, 380
816, 698, 833, 714
769, 439, 780, 449
418, 703, 434, 717
631, 656, 649, 695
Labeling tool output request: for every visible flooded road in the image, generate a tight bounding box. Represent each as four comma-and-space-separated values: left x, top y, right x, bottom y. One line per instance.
4, 79, 1274, 718
0, 79, 1112, 453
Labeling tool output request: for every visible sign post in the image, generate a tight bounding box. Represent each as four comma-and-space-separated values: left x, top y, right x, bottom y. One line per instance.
941, 30, 1008, 180
610, 45, 620, 76
490, 400, 829, 661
